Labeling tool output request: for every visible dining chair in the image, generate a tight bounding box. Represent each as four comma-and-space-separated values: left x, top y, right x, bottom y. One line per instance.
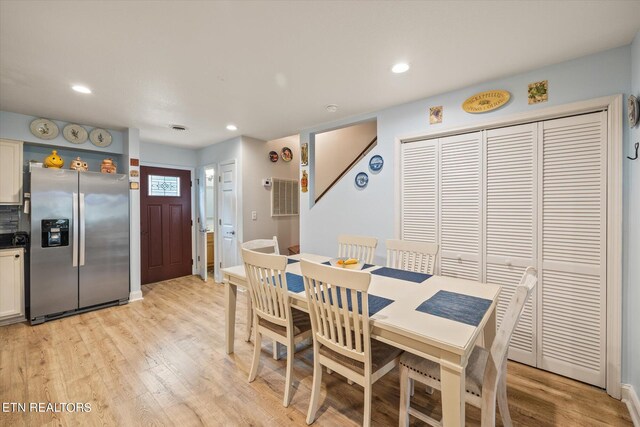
337, 234, 378, 264
241, 248, 312, 407
385, 239, 439, 274
241, 237, 280, 346
300, 259, 402, 426
398, 266, 537, 427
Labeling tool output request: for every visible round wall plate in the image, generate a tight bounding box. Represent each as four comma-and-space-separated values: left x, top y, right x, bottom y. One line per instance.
281, 147, 293, 162
89, 128, 113, 147
30, 118, 59, 140
269, 150, 279, 162
628, 95, 638, 128
63, 124, 88, 144
369, 155, 384, 172
355, 172, 369, 189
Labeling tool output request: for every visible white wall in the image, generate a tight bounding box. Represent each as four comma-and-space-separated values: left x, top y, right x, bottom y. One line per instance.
624, 30, 640, 398
299, 44, 636, 390
242, 135, 300, 254
140, 140, 198, 168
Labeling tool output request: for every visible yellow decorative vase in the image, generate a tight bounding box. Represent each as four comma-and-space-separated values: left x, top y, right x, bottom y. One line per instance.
44, 150, 64, 168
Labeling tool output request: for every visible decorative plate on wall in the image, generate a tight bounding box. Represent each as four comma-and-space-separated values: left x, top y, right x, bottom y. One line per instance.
269, 150, 279, 162
89, 128, 112, 147
462, 90, 511, 113
369, 155, 384, 172
29, 118, 59, 140
63, 124, 88, 144
355, 172, 369, 189
628, 95, 638, 128
281, 147, 293, 162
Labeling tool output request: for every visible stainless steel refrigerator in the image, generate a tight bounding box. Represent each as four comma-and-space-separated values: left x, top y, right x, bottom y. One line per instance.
29, 167, 129, 324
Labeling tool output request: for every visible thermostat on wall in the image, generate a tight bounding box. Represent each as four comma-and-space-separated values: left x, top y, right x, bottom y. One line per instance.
262, 178, 272, 188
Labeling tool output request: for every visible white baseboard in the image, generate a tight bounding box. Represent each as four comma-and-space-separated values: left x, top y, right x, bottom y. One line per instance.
129, 290, 144, 302
622, 384, 640, 427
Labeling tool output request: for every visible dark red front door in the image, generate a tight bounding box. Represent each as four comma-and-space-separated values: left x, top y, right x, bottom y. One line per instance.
141, 166, 192, 284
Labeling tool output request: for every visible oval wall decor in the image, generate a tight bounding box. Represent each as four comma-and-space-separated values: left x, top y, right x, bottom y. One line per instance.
462, 90, 511, 114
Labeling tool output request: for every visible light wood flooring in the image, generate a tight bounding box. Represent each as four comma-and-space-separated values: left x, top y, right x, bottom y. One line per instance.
0, 275, 632, 426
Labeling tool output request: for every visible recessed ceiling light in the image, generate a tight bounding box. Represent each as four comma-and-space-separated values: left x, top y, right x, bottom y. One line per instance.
326, 104, 338, 113
170, 124, 188, 131
71, 85, 92, 94
226, 124, 238, 131
391, 63, 410, 74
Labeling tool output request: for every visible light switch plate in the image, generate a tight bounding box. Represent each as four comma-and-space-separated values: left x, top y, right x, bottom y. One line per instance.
251, 211, 257, 220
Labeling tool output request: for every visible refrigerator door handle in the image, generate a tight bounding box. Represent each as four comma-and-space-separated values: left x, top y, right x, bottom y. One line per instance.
72, 192, 79, 267
79, 192, 86, 266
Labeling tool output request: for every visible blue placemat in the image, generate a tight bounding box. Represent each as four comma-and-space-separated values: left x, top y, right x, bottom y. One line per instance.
371, 267, 432, 284
329, 288, 394, 316
284, 272, 305, 293
321, 261, 376, 270
416, 290, 492, 326
287, 258, 299, 264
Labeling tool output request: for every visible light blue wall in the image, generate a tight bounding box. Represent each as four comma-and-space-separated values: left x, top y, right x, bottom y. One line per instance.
139, 141, 197, 168
624, 31, 640, 396
300, 44, 636, 387
0, 110, 124, 154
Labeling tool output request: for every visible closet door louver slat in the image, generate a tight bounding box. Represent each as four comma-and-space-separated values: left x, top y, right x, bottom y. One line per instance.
439, 132, 482, 280
401, 140, 438, 245
485, 123, 537, 365
539, 112, 606, 388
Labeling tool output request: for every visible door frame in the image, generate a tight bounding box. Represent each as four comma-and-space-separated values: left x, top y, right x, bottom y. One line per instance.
140, 162, 197, 276
393, 94, 623, 399
215, 158, 240, 283
196, 163, 217, 282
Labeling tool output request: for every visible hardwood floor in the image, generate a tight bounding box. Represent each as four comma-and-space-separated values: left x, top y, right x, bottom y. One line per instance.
0, 275, 632, 426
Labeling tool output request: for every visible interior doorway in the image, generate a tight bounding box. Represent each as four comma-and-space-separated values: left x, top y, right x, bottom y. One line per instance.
140, 166, 193, 284
197, 165, 216, 282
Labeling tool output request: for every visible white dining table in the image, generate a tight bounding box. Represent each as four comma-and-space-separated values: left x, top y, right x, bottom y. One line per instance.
223, 253, 501, 427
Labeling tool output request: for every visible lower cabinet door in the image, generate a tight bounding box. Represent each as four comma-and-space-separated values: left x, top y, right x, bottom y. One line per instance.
0, 248, 24, 322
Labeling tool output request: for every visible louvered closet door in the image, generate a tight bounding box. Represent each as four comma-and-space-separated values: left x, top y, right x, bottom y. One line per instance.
539, 112, 606, 387
439, 132, 482, 280
401, 139, 438, 246
485, 124, 537, 365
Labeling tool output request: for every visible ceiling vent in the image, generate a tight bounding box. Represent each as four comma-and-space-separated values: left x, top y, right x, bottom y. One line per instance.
170, 124, 188, 131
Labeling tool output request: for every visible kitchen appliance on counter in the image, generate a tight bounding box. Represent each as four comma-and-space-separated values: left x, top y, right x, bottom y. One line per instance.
29, 167, 129, 324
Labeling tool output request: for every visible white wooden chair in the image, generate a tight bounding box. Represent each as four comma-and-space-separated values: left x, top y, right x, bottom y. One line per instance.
385, 239, 439, 274
337, 234, 378, 264
300, 259, 402, 426
241, 248, 312, 407
240, 237, 280, 345
398, 266, 537, 427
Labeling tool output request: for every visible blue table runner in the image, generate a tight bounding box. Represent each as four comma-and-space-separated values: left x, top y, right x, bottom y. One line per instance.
284, 272, 305, 293
416, 290, 492, 326
329, 288, 394, 316
287, 258, 300, 265
371, 267, 432, 284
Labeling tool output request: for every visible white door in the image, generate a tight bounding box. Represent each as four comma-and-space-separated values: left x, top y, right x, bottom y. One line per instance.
438, 131, 482, 280
218, 161, 238, 270
197, 167, 208, 281
538, 112, 607, 387
485, 123, 538, 366
0, 248, 24, 321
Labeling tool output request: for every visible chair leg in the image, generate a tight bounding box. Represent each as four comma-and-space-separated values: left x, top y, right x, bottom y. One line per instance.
497, 370, 513, 427
363, 380, 372, 427
283, 340, 294, 407
410, 378, 415, 397
306, 346, 323, 425
248, 319, 261, 382
245, 294, 252, 342
273, 342, 281, 360
399, 366, 411, 427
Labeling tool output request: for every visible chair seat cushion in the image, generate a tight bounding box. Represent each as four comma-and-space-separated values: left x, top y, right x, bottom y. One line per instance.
399, 345, 489, 397
258, 308, 312, 337
319, 338, 402, 376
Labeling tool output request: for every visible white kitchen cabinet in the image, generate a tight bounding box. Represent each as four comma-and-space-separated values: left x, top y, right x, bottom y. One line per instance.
0, 248, 25, 325
0, 139, 24, 205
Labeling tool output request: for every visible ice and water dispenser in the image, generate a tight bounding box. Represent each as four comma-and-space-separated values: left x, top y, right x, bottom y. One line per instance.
41, 219, 69, 247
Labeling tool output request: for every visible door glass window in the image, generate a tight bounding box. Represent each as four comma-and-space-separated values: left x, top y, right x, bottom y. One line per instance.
149, 175, 180, 197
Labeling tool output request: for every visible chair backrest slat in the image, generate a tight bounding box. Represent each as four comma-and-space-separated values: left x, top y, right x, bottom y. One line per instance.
241, 236, 280, 255
301, 259, 371, 364
338, 234, 378, 264
385, 239, 439, 275
242, 248, 290, 328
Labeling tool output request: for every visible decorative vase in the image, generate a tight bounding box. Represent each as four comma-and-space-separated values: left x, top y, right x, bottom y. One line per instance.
44, 150, 64, 168
69, 156, 89, 171
100, 158, 117, 174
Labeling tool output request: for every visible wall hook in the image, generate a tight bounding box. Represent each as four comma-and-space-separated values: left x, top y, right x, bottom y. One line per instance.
628, 142, 639, 161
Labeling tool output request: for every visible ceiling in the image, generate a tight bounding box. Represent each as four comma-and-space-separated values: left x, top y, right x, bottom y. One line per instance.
1, 1, 639, 148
